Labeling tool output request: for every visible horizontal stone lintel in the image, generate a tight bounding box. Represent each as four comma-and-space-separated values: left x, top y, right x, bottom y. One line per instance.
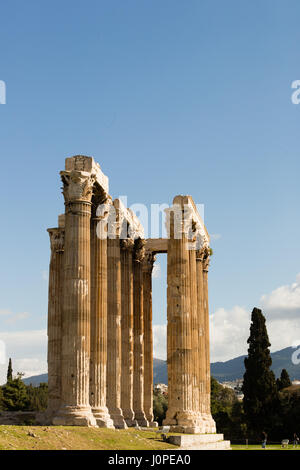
145, 238, 168, 253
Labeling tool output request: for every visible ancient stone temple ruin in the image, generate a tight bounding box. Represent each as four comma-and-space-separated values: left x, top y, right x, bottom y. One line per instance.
47, 155, 216, 434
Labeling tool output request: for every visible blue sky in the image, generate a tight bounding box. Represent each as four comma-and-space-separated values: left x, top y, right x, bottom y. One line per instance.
1, 0, 300, 377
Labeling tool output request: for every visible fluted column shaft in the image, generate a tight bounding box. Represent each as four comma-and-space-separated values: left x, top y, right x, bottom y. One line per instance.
195, 248, 216, 433
202, 251, 216, 432
163, 210, 198, 433
90, 204, 114, 428
107, 237, 127, 429
120, 239, 136, 426
133, 239, 148, 427
53, 169, 96, 426
196, 250, 205, 416
143, 252, 157, 426
47, 227, 64, 417
189, 248, 200, 417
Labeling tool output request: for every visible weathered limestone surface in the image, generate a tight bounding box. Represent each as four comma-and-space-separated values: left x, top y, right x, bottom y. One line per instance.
107, 236, 127, 429
143, 251, 158, 427
47, 223, 64, 418
167, 433, 231, 450
90, 195, 114, 428
132, 238, 149, 427
189, 247, 201, 424
163, 198, 198, 433
47, 156, 225, 446
202, 249, 216, 433
53, 157, 97, 426
120, 238, 136, 427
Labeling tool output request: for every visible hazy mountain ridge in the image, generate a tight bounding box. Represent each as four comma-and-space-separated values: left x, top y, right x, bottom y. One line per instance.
23, 346, 300, 386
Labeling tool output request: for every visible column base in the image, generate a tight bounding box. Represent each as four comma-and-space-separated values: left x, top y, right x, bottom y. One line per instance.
92, 407, 115, 429
149, 421, 159, 428
134, 411, 149, 427
202, 413, 217, 434
163, 410, 216, 434
122, 409, 137, 427
109, 408, 128, 429
52, 405, 97, 427
163, 411, 204, 434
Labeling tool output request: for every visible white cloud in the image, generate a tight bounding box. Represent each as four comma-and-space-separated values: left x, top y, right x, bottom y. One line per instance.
152, 262, 161, 279
153, 324, 167, 360
0, 329, 47, 384
210, 306, 250, 362
0, 309, 12, 316
0, 275, 299, 385
210, 233, 222, 241
209, 273, 300, 362
260, 273, 300, 319
154, 274, 300, 364
0, 309, 30, 325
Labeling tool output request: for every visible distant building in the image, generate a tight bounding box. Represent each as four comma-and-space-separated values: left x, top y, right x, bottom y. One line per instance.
154, 383, 168, 395
220, 379, 244, 401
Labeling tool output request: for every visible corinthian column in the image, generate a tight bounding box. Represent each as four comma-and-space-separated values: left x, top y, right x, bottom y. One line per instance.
120, 239, 136, 427
142, 251, 157, 427
163, 199, 199, 433
47, 220, 64, 418
189, 247, 201, 424
133, 238, 149, 427
107, 235, 127, 429
202, 248, 216, 433
53, 166, 96, 426
90, 196, 114, 428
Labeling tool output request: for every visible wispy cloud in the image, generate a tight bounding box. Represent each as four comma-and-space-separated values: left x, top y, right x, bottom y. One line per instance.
210, 233, 222, 240
0, 309, 30, 325
152, 262, 161, 279
0, 329, 47, 384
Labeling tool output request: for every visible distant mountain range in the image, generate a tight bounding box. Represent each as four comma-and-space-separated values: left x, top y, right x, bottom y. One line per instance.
23, 346, 300, 386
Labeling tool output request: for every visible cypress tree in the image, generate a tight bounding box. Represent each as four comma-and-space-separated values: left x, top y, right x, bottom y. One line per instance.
276, 369, 292, 391
242, 307, 279, 436
6, 358, 13, 382
1, 372, 29, 411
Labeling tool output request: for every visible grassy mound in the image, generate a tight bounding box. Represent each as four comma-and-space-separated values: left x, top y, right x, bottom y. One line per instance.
0, 426, 178, 450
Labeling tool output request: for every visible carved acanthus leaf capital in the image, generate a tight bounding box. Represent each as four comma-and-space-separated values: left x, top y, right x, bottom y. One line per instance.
196, 247, 205, 262
133, 238, 146, 262
60, 170, 96, 204
202, 247, 210, 271
143, 250, 157, 272
47, 228, 65, 253
120, 238, 135, 251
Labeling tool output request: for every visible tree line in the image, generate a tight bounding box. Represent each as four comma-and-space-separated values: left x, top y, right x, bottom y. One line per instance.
0, 358, 48, 412
153, 307, 300, 442
2, 307, 300, 443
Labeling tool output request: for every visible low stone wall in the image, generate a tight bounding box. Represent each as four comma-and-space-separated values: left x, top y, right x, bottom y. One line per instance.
0, 411, 38, 425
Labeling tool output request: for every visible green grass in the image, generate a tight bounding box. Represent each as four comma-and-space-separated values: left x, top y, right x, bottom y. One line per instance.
232, 444, 300, 451
0, 426, 179, 450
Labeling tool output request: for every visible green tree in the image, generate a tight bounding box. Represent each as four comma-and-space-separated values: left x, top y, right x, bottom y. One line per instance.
6, 358, 13, 382
26, 382, 48, 411
242, 308, 279, 437
210, 377, 245, 439
153, 390, 168, 425
1, 372, 29, 411
276, 369, 292, 391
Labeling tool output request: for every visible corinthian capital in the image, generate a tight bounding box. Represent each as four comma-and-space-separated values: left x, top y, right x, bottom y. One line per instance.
196, 247, 205, 262
47, 228, 65, 253
202, 247, 210, 272
120, 238, 135, 251
60, 170, 96, 203
142, 250, 156, 273
133, 238, 146, 263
